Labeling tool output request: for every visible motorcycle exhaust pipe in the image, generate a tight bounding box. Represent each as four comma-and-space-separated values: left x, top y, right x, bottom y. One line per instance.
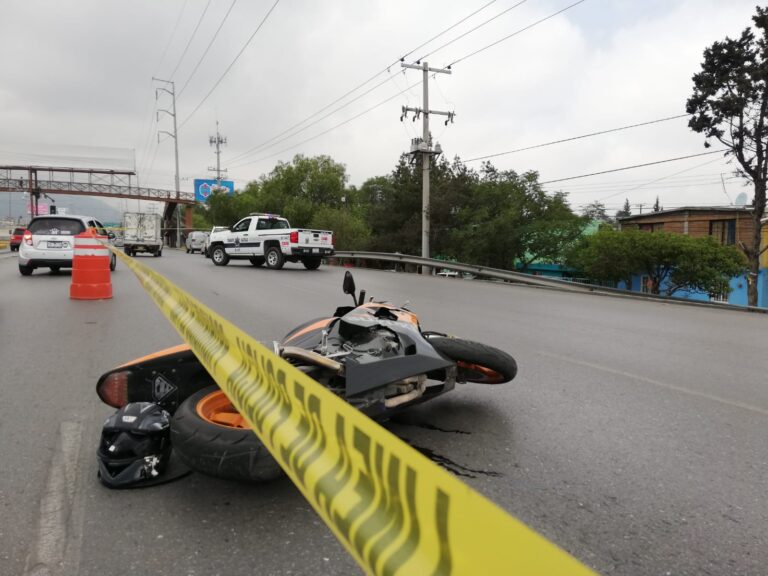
280, 346, 344, 374
384, 377, 426, 408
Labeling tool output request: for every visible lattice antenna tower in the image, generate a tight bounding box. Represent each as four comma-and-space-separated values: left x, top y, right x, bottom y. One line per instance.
208, 120, 228, 188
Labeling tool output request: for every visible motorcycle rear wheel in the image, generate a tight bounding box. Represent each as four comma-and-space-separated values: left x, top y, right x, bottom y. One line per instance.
170, 386, 283, 482
428, 337, 517, 384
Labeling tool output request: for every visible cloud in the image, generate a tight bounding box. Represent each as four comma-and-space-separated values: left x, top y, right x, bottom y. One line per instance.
0, 0, 761, 216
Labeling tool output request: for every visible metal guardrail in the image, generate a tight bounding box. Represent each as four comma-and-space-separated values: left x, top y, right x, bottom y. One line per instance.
336, 250, 595, 292
333, 250, 767, 314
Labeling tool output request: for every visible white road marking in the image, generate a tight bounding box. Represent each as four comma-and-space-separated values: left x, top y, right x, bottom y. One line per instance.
539, 351, 768, 417
24, 421, 84, 576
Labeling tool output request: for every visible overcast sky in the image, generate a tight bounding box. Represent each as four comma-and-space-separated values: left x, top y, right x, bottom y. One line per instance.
0, 0, 762, 215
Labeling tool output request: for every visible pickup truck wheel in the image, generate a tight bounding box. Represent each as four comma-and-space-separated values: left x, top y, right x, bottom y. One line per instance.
249, 256, 265, 267
265, 247, 285, 270
302, 256, 322, 270
211, 246, 229, 266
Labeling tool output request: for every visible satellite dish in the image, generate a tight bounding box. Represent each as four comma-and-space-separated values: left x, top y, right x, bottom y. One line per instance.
734, 192, 748, 206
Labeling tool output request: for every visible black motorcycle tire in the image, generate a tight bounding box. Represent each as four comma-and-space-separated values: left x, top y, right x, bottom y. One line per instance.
428, 337, 517, 384
170, 386, 284, 482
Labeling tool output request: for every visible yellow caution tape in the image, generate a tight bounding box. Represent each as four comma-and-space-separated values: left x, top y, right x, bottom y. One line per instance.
109, 246, 597, 576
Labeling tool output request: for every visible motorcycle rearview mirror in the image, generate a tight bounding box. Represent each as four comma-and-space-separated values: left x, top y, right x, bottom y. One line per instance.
343, 271, 357, 305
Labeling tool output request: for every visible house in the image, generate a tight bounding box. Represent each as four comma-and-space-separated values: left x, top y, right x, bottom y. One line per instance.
617, 206, 768, 306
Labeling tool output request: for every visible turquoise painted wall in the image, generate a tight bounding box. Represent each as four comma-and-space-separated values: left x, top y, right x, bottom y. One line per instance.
620, 269, 767, 307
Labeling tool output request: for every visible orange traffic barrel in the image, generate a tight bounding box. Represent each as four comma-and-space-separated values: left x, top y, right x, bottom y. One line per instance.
70, 229, 112, 300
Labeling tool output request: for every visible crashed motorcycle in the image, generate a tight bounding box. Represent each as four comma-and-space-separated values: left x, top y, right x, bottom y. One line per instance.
96, 272, 517, 483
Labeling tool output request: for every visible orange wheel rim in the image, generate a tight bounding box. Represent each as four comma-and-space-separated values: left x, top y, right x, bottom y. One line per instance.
456, 361, 505, 384
196, 390, 250, 429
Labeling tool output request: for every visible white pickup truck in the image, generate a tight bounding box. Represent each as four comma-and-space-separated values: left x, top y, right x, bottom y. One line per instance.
207, 213, 334, 270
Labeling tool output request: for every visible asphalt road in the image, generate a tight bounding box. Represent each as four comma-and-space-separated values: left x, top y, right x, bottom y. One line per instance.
1, 249, 767, 576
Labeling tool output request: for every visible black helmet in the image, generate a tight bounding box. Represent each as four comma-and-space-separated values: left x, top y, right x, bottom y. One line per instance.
97, 402, 171, 488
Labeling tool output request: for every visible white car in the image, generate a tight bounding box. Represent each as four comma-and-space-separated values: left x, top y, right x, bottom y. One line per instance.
18, 215, 116, 276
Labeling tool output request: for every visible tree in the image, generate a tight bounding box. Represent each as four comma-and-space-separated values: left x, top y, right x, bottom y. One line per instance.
582, 200, 612, 222
568, 229, 748, 296
652, 196, 662, 212
191, 207, 210, 230
237, 155, 349, 227
566, 229, 636, 287
616, 198, 632, 218
308, 206, 371, 251
364, 157, 422, 254
687, 6, 768, 305
448, 167, 587, 270
206, 189, 255, 227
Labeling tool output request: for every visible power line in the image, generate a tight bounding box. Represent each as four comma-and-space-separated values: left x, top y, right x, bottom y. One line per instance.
596, 156, 729, 201
415, 0, 528, 63
464, 114, 689, 162
229, 79, 423, 172
136, 101, 158, 183
550, 178, 737, 193
228, 73, 397, 166
229, 1, 587, 171
545, 175, 740, 193
137, 0, 190, 182
178, 0, 282, 131
543, 172, 740, 189
404, 0, 501, 63
154, 0, 189, 76
561, 181, 741, 197
177, 0, 238, 98
169, 0, 213, 79
561, 178, 739, 193
448, 0, 588, 67
539, 150, 728, 185
227, 0, 504, 164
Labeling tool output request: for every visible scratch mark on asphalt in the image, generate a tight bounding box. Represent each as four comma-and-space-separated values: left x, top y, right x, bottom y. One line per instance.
403, 439, 502, 478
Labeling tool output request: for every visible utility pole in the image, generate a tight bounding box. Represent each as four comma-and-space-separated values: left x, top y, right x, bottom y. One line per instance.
153, 77, 181, 248
208, 120, 228, 189
400, 61, 455, 275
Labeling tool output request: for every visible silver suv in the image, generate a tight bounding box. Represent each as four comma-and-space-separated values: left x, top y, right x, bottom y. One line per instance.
185, 231, 208, 254
18, 215, 116, 276
202, 226, 227, 257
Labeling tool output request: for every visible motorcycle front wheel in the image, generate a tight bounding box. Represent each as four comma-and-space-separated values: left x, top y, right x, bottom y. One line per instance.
170, 386, 283, 482
428, 337, 517, 384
